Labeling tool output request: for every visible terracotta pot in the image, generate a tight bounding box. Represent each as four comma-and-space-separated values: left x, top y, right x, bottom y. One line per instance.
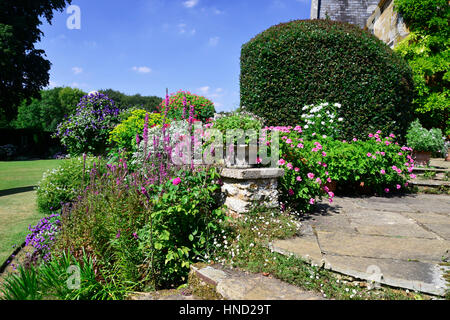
445, 148, 450, 162
413, 151, 432, 166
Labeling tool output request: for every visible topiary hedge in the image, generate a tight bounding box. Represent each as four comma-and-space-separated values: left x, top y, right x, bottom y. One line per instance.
240, 19, 415, 141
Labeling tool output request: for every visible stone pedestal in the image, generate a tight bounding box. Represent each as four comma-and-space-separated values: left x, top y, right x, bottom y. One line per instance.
220, 167, 284, 218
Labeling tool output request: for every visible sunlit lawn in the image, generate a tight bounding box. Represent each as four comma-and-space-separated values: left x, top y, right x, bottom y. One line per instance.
0, 160, 61, 264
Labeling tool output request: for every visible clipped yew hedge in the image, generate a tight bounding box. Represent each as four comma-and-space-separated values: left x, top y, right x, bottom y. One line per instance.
240, 19, 414, 140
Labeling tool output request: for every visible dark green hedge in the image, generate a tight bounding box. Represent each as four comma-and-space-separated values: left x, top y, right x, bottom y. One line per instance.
240, 19, 415, 140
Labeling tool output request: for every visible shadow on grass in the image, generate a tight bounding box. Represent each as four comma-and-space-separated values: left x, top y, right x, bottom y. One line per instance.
0, 186, 35, 197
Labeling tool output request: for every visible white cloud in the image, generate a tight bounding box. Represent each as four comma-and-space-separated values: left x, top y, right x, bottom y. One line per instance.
198, 86, 210, 95
208, 36, 220, 46
183, 0, 199, 8
178, 23, 196, 35
72, 67, 83, 75
132, 66, 152, 74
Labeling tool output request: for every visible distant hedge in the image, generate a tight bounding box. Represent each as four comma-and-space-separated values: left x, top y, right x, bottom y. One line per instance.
240, 19, 415, 140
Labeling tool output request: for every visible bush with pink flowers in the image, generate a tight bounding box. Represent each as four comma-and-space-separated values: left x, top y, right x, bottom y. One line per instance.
322, 131, 414, 194
265, 126, 334, 213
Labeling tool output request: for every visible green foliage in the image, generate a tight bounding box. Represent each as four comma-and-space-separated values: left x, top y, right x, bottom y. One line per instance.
36, 156, 105, 214
13, 87, 86, 132
406, 119, 445, 152
138, 168, 226, 287
394, 0, 449, 136
240, 19, 414, 141
324, 134, 414, 194
0, 0, 72, 121
211, 112, 263, 144
109, 110, 163, 152
158, 90, 216, 122
98, 88, 162, 113
1, 251, 128, 300
273, 128, 331, 212
53, 161, 226, 290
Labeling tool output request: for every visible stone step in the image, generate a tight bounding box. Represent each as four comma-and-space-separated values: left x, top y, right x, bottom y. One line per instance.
409, 179, 450, 187
189, 264, 325, 300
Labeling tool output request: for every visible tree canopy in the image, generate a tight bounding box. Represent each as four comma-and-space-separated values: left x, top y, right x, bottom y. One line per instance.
0, 0, 72, 122
98, 89, 162, 113
394, 0, 449, 136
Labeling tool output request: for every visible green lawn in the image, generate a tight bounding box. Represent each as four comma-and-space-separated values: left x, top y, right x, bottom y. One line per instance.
0, 160, 61, 264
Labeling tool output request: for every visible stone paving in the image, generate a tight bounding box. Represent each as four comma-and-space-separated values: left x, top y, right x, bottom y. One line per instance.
271, 194, 450, 296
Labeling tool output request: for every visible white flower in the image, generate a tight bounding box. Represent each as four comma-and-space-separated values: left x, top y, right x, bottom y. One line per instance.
338, 118, 344, 122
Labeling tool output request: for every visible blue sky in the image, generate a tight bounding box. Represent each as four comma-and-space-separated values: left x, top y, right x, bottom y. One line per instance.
37, 0, 311, 112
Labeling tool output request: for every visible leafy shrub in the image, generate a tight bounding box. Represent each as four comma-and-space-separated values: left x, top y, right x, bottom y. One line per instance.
266, 126, 333, 212
324, 133, 415, 194
54, 92, 121, 156
158, 90, 215, 122
406, 119, 445, 153
210, 112, 263, 145
14, 87, 86, 133
109, 109, 163, 152
0, 144, 18, 160
240, 19, 414, 141
1, 251, 127, 300
36, 156, 104, 214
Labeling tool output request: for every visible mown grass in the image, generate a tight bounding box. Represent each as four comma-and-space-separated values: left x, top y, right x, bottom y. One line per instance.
0, 160, 61, 264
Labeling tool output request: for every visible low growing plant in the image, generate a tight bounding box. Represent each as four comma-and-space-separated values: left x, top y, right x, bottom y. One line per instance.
406, 119, 445, 153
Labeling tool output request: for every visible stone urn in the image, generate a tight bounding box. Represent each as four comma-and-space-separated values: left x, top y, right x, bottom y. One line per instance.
413, 151, 432, 166
223, 144, 258, 168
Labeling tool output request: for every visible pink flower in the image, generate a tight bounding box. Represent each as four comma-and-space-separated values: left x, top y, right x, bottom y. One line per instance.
398, 152, 403, 156
380, 169, 386, 175
376, 130, 382, 134
256, 157, 262, 164
384, 188, 390, 193
309, 198, 315, 205
294, 167, 300, 172
396, 184, 401, 190
367, 153, 372, 157
316, 177, 322, 184
322, 152, 327, 157
380, 152, 385, 156
327, 177, 332, 183
297, 143, 304, 149
410, 174, 417, 179
328, 191, 334, 198
288, 188, 294, 196
278, 159, 286, 166
353, 138, 358, 142
172, 177, 182, 185
296, 176, 302, 182
312, 147, 319, 152
368, 133, 374, 138
286, 139, 293, 144
307, 173, 315, 179
286, 163, 293, 170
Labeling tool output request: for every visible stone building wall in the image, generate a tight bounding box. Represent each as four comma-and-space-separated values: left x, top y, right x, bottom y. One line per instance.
311, 0, 379, 29
365, 0, 409, 48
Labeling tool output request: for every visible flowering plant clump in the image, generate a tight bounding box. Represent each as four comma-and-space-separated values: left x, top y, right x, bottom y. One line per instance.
406, 119, 445, 153
265, 126, 333, 212
109, 109, 163, 152
323, 131, 415, 194
157, 90, 215, 122
36, 155, 106, 214
54, 92, 122, 156
300, 102, 344, 140
25, 214, 61, 263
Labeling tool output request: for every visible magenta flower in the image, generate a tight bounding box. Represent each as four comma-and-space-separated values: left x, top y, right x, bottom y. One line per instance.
294, 167, 300, 172
410, 174, 417, 179
309, 198, 315, 205
288, 188, 294, 196
396, 184, 401, 190
307, 173, 315, 179
286, 138, 293, 144
296, 176, 302, 182
286, 163, 293, 170
384, 188, 390, 193
278, 159, 286, 166
367, 153, 372, 157
380, 169, 386, 175
297, 143, 304, 149
172, 177, 182, 185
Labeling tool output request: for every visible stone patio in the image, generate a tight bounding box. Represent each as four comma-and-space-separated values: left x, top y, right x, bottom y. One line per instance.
271, 194, 450, 296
